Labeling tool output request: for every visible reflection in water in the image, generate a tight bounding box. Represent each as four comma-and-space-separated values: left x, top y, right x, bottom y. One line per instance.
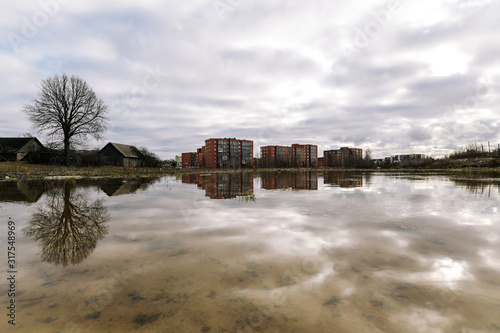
261, 171, 318, 190
182, 173, 253, 199
387, 172, 500, 196
323, 171, 363, 188
452, 178, 500, 196
0, 177, 160, 204
183, 171, 363, 193
0, 181, 46, 203
23, 182, 110, 266
5, 172, 500, 332
98, 178, 159, 196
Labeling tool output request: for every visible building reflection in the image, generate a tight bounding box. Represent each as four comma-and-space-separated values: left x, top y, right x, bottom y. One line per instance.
261, 171, 318, 190
0, 181, 46, 203
323, 171, 363, 188
98, 178, 159, 196
182, 172, 254, 199
0, 178, 160, 204
23, 182, 110, 266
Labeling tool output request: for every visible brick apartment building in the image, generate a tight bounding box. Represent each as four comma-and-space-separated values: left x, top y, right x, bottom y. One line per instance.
205, 138, 253, 169
323, 147, 363, 167
260, 146, 292, 168
182, 147, 205, 168
260, 144, 317, 168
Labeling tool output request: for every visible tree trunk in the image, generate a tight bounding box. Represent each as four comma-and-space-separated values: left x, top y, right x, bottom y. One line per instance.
64, 136, 71, 166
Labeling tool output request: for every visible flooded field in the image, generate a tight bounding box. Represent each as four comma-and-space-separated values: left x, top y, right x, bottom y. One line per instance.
1, 171, 500, 332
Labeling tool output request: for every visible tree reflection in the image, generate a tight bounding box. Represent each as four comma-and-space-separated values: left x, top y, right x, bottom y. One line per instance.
452, 178, 500, 197
23, 182, 110, 266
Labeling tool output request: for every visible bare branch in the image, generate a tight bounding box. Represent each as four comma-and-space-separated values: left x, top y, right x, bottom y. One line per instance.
23, 74, 108, 165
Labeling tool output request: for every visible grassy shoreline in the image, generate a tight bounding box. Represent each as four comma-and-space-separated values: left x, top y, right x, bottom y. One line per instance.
1, 161, 499, 182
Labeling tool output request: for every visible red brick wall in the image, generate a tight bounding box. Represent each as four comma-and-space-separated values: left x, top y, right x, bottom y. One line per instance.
205, 138, 253, 169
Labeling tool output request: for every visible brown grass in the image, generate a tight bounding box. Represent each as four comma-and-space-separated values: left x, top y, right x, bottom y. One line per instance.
1, 161, 499, 182
0, 162, 183, 181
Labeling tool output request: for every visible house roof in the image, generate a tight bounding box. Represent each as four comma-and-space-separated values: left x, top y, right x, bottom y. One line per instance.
0, 137, 44, 153
100, 142, 145, 159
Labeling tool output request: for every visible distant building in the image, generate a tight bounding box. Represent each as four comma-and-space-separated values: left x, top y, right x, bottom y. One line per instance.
261, 145, 292, 167
323, 147, 362, 167
0, 137, 45, 162
292, 144, 318, 167
182, 148, 205, 169
387, 154, 426, 163
98, 142, 145, 167
260, 144, 317, 168
205, 138, 253, 168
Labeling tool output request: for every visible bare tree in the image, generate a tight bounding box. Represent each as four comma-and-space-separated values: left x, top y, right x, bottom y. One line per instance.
23, 74, 108, 165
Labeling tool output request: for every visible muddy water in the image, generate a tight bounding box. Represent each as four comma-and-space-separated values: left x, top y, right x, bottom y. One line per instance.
1, 172, 500, 332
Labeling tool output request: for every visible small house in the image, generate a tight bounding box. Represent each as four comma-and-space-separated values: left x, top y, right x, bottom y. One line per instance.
0, 137, 45, 162
98, 142, 145, 167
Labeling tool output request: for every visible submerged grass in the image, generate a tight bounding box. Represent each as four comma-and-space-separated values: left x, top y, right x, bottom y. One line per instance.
0, 162, 186, 181
134, 313, 162, 327
239, 193, 257, 202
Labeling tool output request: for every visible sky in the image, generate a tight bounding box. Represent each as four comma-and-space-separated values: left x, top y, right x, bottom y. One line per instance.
1, 0, 499, 159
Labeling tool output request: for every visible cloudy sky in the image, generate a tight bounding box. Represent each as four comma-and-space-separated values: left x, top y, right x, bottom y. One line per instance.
1, 0, 499, 159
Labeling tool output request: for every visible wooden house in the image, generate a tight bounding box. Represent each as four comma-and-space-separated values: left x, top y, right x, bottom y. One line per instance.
98, 142, 145, 167
0, 137, 45, 161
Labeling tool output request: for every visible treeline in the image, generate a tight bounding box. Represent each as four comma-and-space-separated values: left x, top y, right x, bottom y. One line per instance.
449, 141, 500, 159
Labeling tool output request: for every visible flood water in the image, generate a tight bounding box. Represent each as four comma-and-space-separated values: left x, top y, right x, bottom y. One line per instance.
1, 171, 500, 333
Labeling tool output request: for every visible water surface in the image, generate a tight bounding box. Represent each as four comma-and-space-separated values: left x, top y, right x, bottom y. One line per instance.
1, 171, 499, 332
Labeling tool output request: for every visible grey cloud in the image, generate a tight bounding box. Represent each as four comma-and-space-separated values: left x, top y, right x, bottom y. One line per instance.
1, 0, 500, 158
408, 125, 432, 141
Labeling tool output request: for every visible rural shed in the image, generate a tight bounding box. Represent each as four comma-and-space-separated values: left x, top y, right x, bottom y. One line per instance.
98, 142, 145, 167
0, 137, 45, 161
